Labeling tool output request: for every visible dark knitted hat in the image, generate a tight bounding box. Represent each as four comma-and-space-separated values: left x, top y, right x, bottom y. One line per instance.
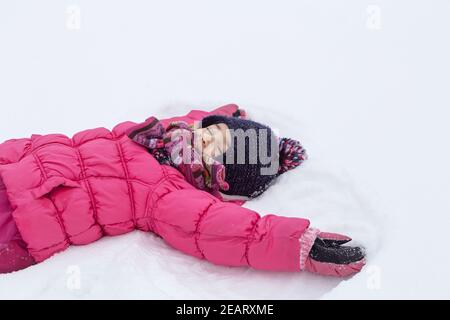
201, 115, 281, 198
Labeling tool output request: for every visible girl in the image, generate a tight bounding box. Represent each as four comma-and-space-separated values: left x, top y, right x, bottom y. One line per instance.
0, 104, 364, 276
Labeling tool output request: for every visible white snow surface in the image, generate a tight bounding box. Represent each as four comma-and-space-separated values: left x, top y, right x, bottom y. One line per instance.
0, 0, 449, 299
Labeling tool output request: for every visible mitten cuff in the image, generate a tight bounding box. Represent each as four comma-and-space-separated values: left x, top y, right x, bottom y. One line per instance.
299, 227, 320, 271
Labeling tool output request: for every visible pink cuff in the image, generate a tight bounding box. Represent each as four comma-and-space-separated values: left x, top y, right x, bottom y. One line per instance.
299, 228, 320, 271
304, 258, 366, 277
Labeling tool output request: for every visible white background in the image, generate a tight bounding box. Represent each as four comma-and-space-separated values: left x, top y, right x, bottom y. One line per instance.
0, 0, 449, 299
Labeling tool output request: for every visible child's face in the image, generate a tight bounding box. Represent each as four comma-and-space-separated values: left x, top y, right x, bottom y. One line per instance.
194, 123, 231, 160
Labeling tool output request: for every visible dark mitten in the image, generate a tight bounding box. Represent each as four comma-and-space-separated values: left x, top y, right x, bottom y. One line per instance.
305, 232, 366, 277
309, 237, 365, 265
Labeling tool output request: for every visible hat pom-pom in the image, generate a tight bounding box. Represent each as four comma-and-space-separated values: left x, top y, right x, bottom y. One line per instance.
278, 138, 308, 174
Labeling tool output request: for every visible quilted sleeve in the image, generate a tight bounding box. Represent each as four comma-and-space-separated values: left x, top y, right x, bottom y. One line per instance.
0, 138, 31, 165
152, 188, 312, 272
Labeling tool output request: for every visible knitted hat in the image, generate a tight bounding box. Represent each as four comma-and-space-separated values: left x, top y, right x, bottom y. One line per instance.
201, 115, 307, 198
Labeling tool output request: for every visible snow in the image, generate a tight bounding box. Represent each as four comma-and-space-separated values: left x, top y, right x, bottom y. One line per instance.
0, 0, 449, 299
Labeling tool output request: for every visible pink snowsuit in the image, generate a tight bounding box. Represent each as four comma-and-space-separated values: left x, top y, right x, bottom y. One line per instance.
0, 104, 360, 276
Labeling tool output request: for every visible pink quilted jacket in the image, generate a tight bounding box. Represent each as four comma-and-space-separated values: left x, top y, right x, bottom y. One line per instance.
0, 105, 315, 272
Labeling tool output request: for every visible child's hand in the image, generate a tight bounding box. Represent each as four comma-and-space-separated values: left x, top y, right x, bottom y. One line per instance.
305, 232, 366, 277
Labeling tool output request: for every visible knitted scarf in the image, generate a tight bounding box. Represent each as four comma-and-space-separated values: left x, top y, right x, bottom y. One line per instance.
127, 117, 229, 198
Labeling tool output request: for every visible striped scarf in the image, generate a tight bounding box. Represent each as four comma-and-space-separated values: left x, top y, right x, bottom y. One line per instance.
127, 117, 229, 198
